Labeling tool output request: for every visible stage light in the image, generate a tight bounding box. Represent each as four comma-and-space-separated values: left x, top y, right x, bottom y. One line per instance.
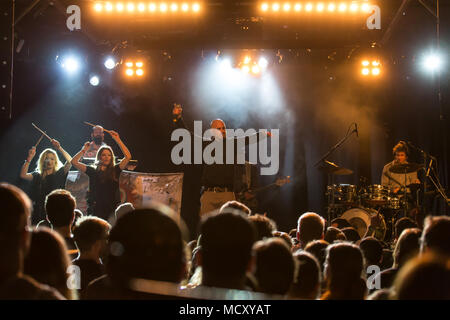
104, 58, 116, 70
372, 61, 380, 67
220, 58, 232, 70
135, 62, 143, 68
192, 3, 200, 12
90, 75, 100, 86
261, 3, 269, 11
258, 57, 268, 69
242, 65, 250, 73
182, 3, 189, 11
338, 3, 347, 12
126, 61, 134, 67
138, 3, 146, 12
126, 69, 134, 76
244, 56, 251, 64
116, 3, 124, 12
160, 3, 168, 12
362, 60, 370, 67
105, 2, 113, 11
305, 3, 313, 12
360, 59, 382, 77
317, 3, 324, 12
94, 3, 103, 12
361, 68, 369, 76
361, 3, 370, 12
272, 3, 280, 11
372, 68, 380, 76
171, 3, 178, 12
251, 65, 261, 74
423, 53, 444, 73
127, 3, 135, 12
149, 3, 157, 12
136, 69, 144, 76
350, 3, 358, 12
294, 3, 302, 11
60, 56, 80, 74
327, 3, 336, 12
283, 3, 291, 12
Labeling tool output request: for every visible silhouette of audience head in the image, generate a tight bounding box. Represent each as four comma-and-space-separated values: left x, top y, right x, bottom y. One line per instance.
199, 210, 256, 290
324, 227, 346, 244
289, 251, 321, 300
107, 205, 187, 286
395, 217, 418, 240
304, 239, 329, 273
253, 238, 295, 295
393, 228, 421, 269
45, 189, 76, 228
248, 214, 277, 241
331, 218, 351, 229
420, 215, 450, 256
359, 237, 383, 268
219, 200, 251, 216
297, 212, 325, 248
393, 252, 450, 300
341, 227, 361, 243
73, 216, 111, 258
23, 227, 75, 299
322, 242, 366, 300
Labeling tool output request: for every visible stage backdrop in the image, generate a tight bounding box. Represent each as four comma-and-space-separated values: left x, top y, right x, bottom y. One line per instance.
66, 170, 184, 217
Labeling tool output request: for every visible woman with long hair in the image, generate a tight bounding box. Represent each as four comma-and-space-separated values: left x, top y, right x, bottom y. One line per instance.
71, 130, 131, 220
20, 139, 72, 225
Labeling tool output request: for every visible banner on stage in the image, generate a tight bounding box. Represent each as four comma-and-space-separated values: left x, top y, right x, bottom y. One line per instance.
66, 170, 184, 216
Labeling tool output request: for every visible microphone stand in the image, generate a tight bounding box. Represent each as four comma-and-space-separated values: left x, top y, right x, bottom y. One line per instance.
315, 123, 358, 224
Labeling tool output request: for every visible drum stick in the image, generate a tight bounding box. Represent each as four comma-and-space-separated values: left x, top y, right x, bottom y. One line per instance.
31, 123, 52, 141
34, 134, 44, 148
83, 121, 113, 134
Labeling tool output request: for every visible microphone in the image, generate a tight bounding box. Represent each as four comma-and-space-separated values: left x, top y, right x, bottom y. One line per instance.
355, 123, 359, 137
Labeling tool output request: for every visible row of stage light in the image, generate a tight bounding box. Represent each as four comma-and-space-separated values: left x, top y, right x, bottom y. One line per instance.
93, 2, 201, 13
91, 1, 373, 15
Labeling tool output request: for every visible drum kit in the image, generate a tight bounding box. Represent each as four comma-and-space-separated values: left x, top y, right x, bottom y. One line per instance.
322, 161, 424, 243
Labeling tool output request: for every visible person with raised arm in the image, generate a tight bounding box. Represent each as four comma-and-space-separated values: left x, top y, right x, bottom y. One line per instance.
71, 130, 131, 220
20, 139, 72, 225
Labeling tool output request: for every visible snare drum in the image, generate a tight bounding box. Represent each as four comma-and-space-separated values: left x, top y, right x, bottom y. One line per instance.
327, 184, 358, 205
341, 207, 386, 241
364, 184, 390, 206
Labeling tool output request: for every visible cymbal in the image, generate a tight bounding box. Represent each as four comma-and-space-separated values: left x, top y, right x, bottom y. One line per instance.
389, 163, 424, 174
319, 160, 354, 176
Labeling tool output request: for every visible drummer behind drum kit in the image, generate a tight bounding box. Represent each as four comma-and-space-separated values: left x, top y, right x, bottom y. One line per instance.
322, 161, 424, 243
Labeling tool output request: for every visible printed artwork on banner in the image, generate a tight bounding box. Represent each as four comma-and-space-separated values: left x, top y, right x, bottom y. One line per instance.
119, 171, 184, 216
66, 170, 184, 217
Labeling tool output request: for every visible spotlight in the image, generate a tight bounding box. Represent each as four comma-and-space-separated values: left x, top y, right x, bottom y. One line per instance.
317, 3, 324, 12
136, 69, 144, 76
105, 3, 113, 11
258, 57, 268, 69
136, 61, 144, 68
60, 56, 80, 74
160, 3, 168, 12
126, 61, 134, 67
423, 53, 444, 73
350, 3, 358, 12
127, 3, 135, 12
104, 58, 116, 70
338, 3, 347, 12
171, 3, 178, 12
244, 56, 251, 64
305, 3, 313, 12
294, 4, 302, 11
328, 3, 336, 12
362, 60, 370, 67
283, 3, 291, 12
361, 3, 370, 12
372, 68, 380, 76
90, 75, 100, 86
242, 65, 250, 73
94, 3, 103, 12
192, 3, 200, 12
261, 3, 269, 11
361, 68, 370, 76
149, 3, 157, 12
116, 3, 124, 12
181, 3, 189, 12
126, 69, 134, 76
272, 3, 280, 11
251, 65, 261, 74
138, 3, 146, 12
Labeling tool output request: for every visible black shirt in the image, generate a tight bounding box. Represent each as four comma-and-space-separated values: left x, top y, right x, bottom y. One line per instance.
0, 275, 65, 300
72, 258, 105, 299
85, 164, 122, 220
30, 167, 68, 225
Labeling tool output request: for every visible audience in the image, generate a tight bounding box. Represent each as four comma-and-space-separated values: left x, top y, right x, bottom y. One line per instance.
288, 251, 321, 300
341, 227, 361, 243
394, 217, 418, 240
45, 189, 78, 259
321, 242, 366, 300
324, 227, 346, 244
359, 237, 383, 269
248, 214, 277, 241
252, 238, 295, 295
304, 240, 329, 274
0, 183, 64, 299
72, 216, 111, 299
420, 215, 450, 256
296, 212, 325, 249
23, 227, 76, 299
331, 218, 351, 229
198, 210, 256, 290
86, 205, 187, 299
219, 200, 252, 216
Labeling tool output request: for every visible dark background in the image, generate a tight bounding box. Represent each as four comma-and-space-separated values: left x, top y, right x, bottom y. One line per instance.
0, 0, 449, 238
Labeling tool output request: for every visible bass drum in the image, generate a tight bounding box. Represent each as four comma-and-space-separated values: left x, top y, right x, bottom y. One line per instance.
341, 207, 386, 241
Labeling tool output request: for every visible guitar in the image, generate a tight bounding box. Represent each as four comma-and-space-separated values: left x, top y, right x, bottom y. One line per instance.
236, 176, 291, 209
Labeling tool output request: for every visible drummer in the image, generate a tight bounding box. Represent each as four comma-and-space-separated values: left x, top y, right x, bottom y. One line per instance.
381, 141, 420, 194
84, 125, 107, 159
